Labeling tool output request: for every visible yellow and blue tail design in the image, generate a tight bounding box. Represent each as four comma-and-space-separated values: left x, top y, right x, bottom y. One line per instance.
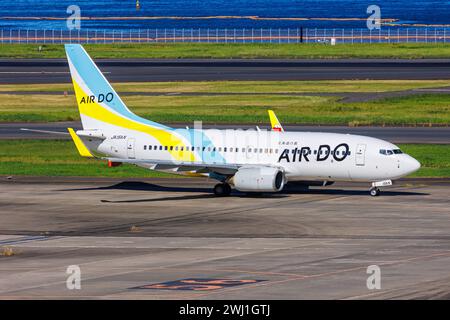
65, 44, 169, 131
65, 44, 224, 163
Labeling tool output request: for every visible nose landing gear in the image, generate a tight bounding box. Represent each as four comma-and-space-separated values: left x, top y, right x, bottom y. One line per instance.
369, 179, 392, 197
369, 187, 381, 197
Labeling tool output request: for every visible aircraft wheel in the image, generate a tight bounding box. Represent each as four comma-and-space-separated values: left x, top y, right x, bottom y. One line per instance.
369, 187, 380, 197
213, 183, 231, 196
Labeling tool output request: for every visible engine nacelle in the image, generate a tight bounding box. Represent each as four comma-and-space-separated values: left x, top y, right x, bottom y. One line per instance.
232, 166, 285, 192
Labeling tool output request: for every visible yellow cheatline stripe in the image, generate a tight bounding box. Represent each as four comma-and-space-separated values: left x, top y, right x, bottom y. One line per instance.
72, 80, 197, 162
67, 127, 94, 158
268, 109, 283, 131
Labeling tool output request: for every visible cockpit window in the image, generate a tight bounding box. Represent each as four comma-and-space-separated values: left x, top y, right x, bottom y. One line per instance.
380, 148, 402, 155
380, 149, 396, 156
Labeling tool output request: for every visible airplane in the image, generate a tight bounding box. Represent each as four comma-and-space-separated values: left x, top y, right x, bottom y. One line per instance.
59, 44, 420, 197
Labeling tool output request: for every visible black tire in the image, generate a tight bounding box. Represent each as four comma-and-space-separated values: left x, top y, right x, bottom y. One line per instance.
214, 183, 231, 196
223, 183, 232, 195
369, 187, 380, 197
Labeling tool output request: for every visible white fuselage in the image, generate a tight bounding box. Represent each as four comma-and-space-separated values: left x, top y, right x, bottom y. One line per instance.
89, 124, 421, 183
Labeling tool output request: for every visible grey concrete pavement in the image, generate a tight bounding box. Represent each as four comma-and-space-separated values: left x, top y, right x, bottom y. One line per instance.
0, 177, 449, 299
2, 121, 449, 144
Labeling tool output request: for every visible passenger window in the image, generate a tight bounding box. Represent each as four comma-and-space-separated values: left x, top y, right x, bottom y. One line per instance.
144, 145, 147, 150
149, 145, 152, 150
164, 146, 168, 151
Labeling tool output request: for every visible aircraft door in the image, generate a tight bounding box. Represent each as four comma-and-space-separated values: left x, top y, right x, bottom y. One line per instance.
355, 144, 366, 166
127, 138, 136, 159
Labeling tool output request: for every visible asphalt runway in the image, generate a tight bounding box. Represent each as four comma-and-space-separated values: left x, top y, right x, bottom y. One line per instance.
1, 176, 450, 299
2, 121, 449, 144
1, 59, 450, 83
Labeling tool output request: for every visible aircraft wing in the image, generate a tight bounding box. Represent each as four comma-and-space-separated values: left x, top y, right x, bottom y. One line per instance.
104, 157, 242, 175
268, 110, 284, 132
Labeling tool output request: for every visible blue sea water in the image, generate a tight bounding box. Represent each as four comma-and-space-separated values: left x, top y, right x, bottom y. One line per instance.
0, 0, 449, 30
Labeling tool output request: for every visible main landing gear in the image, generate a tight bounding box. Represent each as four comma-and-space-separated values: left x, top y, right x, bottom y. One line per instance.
213, 183, 232, 196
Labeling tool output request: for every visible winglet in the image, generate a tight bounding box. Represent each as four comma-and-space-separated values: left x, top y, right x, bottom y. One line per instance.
268, 110, 284, 132
68, 128, 94, 158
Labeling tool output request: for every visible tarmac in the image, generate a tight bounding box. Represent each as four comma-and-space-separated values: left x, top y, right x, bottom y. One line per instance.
1, 58, 450, 83
3, 121, 449, 144
1, 176, 449, 299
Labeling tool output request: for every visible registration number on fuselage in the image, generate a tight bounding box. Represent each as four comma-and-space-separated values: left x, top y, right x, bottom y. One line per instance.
111, 135, 127, 140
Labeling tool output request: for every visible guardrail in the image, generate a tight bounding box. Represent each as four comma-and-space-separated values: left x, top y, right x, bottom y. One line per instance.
1, 28, 449, 44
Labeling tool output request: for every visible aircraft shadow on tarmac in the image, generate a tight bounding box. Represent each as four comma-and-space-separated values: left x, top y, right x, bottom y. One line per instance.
59, 181, 429, 203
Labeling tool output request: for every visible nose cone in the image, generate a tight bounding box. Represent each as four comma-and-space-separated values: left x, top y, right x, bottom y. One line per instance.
404, 156, 421, 175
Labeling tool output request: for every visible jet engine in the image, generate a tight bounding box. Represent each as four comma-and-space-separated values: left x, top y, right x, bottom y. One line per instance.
231, 166, 285, 192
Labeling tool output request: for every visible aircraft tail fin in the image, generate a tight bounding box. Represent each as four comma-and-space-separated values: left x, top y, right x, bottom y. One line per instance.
65, 44, 168, 131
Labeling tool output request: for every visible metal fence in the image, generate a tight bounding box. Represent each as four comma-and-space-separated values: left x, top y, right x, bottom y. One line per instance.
1, 28, 449, 44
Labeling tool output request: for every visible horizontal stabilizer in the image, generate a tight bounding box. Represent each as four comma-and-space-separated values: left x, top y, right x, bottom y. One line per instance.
20, 128, 69, 135
68, 127, 94, 158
